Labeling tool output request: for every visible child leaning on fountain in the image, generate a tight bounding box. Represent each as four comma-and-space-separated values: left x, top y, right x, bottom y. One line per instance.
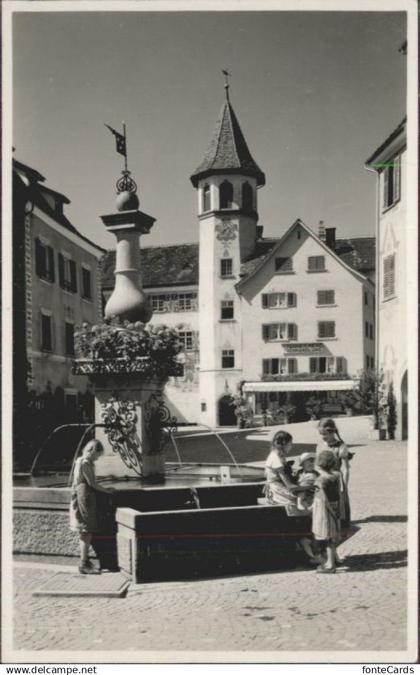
69, 439, 105, 575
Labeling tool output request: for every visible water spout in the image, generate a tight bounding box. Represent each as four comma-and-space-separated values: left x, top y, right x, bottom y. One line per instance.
190, 423, 243, 479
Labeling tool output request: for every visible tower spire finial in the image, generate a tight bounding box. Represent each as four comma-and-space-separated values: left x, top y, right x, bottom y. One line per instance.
222, 69, 231, 101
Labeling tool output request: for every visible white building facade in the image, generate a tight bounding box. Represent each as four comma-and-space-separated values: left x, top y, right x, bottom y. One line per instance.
102, 94, 376, 427
366, 118, 407, 440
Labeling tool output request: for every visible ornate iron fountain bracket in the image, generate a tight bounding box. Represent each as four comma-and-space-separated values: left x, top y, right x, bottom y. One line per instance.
101, 397, 143, 475
144, 391, 178, 454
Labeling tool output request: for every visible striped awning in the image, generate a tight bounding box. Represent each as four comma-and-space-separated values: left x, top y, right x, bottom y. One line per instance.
242, 380, 358, 393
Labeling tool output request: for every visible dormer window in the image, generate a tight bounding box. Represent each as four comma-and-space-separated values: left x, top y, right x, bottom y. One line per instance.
202, 184, 211, 212
242, 182, 253, 211
219, 180, 233, 209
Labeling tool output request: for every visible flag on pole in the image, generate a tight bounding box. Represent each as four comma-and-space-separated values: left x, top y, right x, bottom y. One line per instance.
105, 124, 126, 157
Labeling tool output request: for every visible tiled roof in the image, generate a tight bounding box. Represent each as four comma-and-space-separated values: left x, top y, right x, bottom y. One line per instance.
101, 243, 199, 290
191, 99, 265, 187
13, 158, 105, 253
101, 234, 375, 291
239, 239, 278, 277
334, 237, 376, 273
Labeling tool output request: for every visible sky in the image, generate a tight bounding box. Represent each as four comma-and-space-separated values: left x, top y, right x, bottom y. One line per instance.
13, 9, 406, 250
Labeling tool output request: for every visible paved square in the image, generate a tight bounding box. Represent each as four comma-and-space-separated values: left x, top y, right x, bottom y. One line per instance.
13, 439, 408, 653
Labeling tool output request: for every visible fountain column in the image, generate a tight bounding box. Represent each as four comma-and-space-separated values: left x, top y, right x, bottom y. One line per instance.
74, 172, 180, 479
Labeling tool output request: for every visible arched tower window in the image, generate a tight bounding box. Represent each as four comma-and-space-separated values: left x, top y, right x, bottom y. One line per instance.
242, 182, 253, 211
202, 184, 211, 212
219, 180, 233, 209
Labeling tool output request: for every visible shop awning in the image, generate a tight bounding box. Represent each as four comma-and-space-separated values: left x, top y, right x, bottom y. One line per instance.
242, 379, 358, 393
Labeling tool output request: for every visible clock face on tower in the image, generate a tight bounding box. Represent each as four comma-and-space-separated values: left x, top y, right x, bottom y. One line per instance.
215, 220, 237, 243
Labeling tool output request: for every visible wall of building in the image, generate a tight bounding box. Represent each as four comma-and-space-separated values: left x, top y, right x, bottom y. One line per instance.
28, 211, 102, 396
146, 285, 200, 423
239, 226, 369, 381
377, 147, 407, 439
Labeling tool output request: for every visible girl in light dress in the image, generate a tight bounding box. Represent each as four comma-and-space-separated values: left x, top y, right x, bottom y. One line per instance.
264, 430, 297, 506
312, 449, 341, 574
264, 431, 319, 564
316, 418, 351, 533
69, 439, 104, 575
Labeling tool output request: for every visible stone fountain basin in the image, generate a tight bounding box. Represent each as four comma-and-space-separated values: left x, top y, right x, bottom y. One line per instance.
13, 463, 267, 559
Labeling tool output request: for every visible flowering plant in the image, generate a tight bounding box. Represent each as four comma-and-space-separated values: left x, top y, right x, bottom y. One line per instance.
73, 318, 184, 379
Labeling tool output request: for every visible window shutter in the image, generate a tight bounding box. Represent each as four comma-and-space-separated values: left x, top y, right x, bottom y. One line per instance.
69, 260, 77, 292
35, 238, 46, 277
58, 253, 65, 287
309, 358, 317, 373
262, 294, 268, 308
287, 292, 296, 307
288, 323, 297, 340
394, 158, 400, 202
48, 247, 55, 282
383, 254, 395, 298
383, 168, 389, 209
262, 325, 268, 341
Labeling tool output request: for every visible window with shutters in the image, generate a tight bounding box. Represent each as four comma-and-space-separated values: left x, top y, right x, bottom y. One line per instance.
58, 253, 77, 293
274, 257, 293, 273
178, 331, 194, 351
318, 321, 336, 339
220, 258, 233, 278
262, 358, 298, 376
336, 357, 347, 374
40, 312, 52, 352
35, 238, 55, 283
81, 266, 92, 300
65, 321, 75, 356
317, 290, 335, 306
383, 254, 396, 299
221, 300, 234, 320
382, 156, 401, 211
202, 184, 211, 212
261, 292, 296, 308
262, 323, 297, 341
149, 292, 198, 312
221, 349, 235, 369
308, 256, 326, 272
219, 181, 233, 209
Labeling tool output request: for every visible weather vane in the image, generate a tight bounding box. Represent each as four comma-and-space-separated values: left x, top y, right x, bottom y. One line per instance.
222, 69, 231, 100
105, 121, 137, 194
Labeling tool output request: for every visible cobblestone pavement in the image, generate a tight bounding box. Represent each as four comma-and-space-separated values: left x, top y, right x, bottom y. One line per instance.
13, 440, 408, 654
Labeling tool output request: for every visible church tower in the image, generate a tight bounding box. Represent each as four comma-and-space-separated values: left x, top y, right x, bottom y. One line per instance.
190, 81, 265, 427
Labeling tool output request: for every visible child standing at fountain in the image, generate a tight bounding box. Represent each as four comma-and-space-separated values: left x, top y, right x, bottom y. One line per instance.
312, 449, 341, 574
70, 439, 104, 574
316, 418, 351, 533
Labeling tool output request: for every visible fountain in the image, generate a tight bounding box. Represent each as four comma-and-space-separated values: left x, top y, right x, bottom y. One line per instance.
13, 148, 314, 581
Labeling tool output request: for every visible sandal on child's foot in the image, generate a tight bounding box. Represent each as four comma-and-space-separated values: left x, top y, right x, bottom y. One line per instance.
79, 564, 101, 575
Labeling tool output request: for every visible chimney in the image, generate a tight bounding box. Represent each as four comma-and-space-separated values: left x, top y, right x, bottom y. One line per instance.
318, 220, 326, 242
325, 227, 336, 250
256, 225, 264, 239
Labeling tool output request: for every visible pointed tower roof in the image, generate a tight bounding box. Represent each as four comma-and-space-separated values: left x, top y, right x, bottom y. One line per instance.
190, 99, 265, 187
